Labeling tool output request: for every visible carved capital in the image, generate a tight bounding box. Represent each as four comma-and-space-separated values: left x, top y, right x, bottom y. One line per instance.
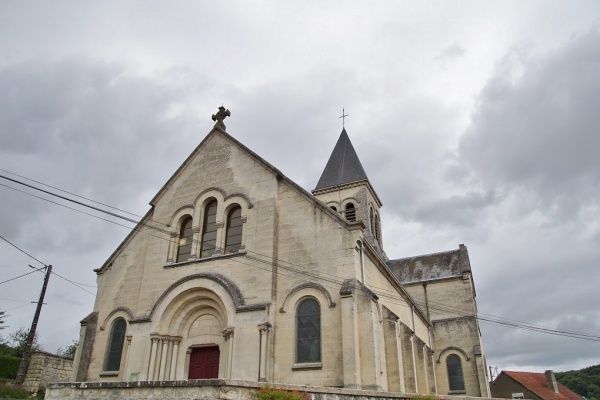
192, 226, 201, 234
216, 220, 225, 229
241, 216, 248, 223
126, 335, 133, 344
258, 322, 272, 335
170, 231, 178, 238
222, 327, 234, 340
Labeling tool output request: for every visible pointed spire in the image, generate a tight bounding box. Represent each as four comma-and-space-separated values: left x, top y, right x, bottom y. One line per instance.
315, 128, 369, 190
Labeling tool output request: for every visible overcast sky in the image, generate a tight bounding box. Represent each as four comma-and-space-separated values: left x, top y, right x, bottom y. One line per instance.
1, 1, 599, 376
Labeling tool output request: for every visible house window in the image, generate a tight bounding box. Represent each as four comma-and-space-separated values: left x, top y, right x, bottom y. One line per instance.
296, 298, 321, 363
200, 200, 218, 258
105, 318, 126, 372
225, 206, 242, 253
447, 354, 465, 391
176, 216, 193, 263
345, 203, 356, 222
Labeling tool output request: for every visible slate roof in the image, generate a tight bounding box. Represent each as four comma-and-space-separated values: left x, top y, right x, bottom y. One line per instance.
314, 128, 369, 190
499, 371, 582, 400
386, 247, 470, 284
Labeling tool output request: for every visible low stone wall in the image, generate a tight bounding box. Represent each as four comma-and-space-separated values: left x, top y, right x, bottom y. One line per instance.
23, 351, 73, 393
47, 379, 495, 400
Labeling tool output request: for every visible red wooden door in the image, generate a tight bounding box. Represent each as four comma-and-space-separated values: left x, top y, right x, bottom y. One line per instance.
188, 346, 220, 379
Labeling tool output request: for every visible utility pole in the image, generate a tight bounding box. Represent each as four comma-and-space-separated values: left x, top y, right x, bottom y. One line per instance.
14, 264, 52, 385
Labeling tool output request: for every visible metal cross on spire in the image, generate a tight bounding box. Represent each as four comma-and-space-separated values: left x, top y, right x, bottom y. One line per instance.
338, 108, 349, 128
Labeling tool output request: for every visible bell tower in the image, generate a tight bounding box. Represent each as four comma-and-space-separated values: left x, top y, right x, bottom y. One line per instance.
312, 128, 385, 256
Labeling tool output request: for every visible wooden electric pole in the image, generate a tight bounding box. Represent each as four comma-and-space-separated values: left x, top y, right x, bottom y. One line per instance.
14, 264, 52, 385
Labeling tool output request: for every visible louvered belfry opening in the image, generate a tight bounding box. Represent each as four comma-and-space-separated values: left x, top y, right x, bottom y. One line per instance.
345, 203, 356, 222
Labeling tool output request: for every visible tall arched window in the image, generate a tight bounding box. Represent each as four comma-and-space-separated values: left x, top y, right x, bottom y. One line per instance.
105, 318, 126, 372
296, 298, 321, 363
447, 354, 465, 391
345, 203, 356, 222
374, 213, 380, 241
176, 216, 193, 263
225, 206, 242, 253
200, 200, 218, 258
370, 208, 375, 233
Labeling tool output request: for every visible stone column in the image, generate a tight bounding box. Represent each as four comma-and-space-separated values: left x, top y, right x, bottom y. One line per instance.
167, 231, 178, 263
169, 338, 181, 380
239, 216, 248, 251
124, 335, 133, 381
148, 336, 159, 380
222, 328, 235, 379
258, 323, 271, 381
214, 221, 224, 255
191, 226, 201, 259
159, 338, 169, 380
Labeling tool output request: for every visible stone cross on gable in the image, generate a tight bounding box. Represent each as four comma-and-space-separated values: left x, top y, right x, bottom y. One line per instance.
212, 106, 231, 130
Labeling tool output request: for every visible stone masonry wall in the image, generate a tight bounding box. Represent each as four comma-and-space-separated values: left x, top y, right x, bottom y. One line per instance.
46, 379, 498, 400
23, 351, 73, 393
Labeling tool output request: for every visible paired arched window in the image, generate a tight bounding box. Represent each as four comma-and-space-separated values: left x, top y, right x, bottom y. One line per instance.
176, 216, 193, 263
345, 203, 356, 222
105, 318, 126, 372
446, 354, 465, 391
225, 206, 242, 253
200, 200, 218, 258
296, 298, 321, 363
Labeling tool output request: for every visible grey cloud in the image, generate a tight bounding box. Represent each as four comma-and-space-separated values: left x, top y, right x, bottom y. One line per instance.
435, 43, 467, 62
457, 29, 600, 219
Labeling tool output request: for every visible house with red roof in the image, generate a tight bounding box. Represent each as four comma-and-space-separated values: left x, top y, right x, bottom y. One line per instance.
491, 370, 582, 400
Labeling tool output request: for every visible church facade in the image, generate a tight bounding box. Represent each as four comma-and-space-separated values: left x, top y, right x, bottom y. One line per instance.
71, 110, 490, 397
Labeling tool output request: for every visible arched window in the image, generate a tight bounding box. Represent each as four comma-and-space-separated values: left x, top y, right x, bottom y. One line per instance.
200, 200, 218, 258
370, 208, 375, 233
377, 214, 382, 242
225, 206, 242, 253
176, 216, 193, 263
296, 298, 321, 363
105, 318, 126, 372
345, 203, 356, 222
374, 213, 380, 241
446, 354, 465, 391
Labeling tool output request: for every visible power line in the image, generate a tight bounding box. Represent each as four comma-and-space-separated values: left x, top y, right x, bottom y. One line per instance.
0, 267, 46, 286
0, 174, 169, 235
0, 168, 143, 218
0, 233, 47, 267
3, 172, 600, 343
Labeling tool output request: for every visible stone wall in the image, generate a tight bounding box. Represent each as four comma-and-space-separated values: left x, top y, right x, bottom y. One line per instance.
23, 351, 73, 393
47, 379, 496, 400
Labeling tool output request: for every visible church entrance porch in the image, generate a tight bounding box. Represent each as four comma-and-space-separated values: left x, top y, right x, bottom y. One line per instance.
188, 346, 220, 379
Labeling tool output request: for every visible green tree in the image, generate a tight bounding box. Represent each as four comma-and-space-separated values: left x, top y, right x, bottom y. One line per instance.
8, 326, 41, 358
0, 308, 6, 340
57, 340, 78, 359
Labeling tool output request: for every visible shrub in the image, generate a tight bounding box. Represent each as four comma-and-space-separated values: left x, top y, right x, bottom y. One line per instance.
0, 383, 31, 399
253, 385, 311, 400
0, 354, 20, 379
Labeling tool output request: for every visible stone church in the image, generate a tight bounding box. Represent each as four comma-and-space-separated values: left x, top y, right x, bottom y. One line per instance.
71, 108, 490, 397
